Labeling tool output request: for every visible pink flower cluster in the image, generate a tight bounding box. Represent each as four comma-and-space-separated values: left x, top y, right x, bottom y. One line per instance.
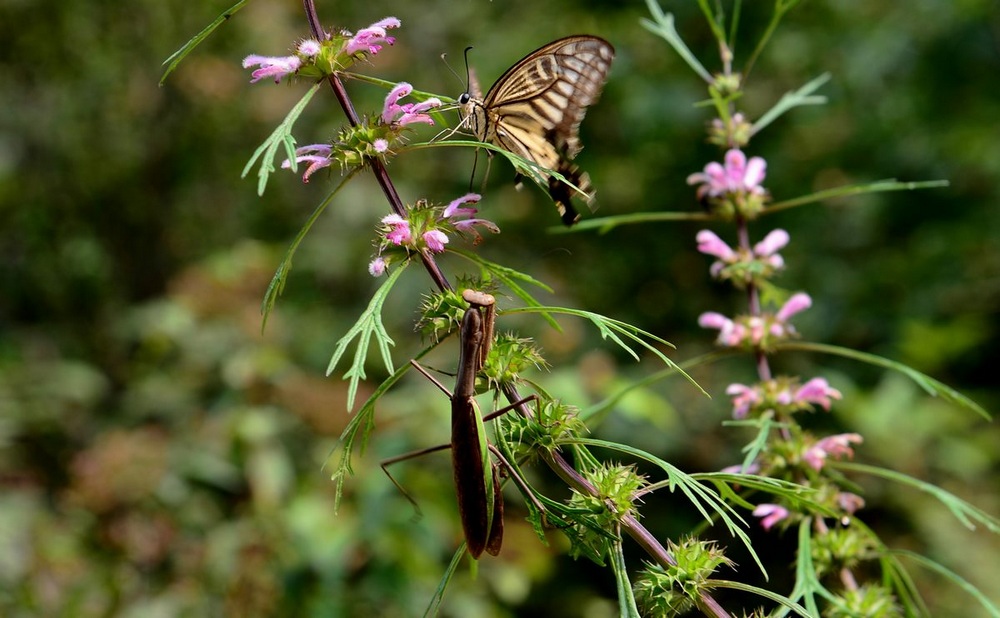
280, 81, 440, 181
342, 17, 400, 56
803, 433, 863, 471
698, 292, 812, 348
687, 149, 767, 201
381, 83, 441, 127
725, 377, 843, 419
243, 38, 321, 84
697, 228, 788, 279
368, 194, 499, 276
242, 17, 400, 84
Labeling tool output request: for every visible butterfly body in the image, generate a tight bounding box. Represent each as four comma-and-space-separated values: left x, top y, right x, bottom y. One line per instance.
460, 35, 615, 225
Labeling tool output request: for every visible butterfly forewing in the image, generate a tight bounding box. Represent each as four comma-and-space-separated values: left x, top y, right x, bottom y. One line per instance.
462, 35, 615, 225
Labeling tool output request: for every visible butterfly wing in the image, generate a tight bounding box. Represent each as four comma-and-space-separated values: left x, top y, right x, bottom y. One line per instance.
469, 36, 615, 225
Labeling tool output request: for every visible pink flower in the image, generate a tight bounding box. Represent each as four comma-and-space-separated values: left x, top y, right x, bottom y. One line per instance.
381, 82, 441, 126
753, 504, 789, 531
382, 214, 412, 245
243, 54, 302, 83
440, 193, 499, 240
793, 377, 842, 411
696, 230, 736, 261
726, 383, 763, 419
769, 293, 812, 338
297, 39, 322, 57
753, 229, 788, 269
803, 433, 863, 471
776, 292, 812, 322
423, 230, 449, 253
443, 193, 481, 219
282, 144, 334, 181
696, 229, 737, 277
368, 256, 387, 277
754, 229, 789, 256
343, 17, 400, 56
372, 138, 389, 153
698, 312, 746, 347
837, 492, 865, 515
687, 149, 767, 200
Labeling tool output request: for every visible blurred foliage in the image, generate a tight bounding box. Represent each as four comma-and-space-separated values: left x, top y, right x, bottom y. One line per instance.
1, 0, 997, 615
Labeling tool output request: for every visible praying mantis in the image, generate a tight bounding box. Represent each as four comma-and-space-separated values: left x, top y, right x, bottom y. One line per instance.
399, 289, 534, 559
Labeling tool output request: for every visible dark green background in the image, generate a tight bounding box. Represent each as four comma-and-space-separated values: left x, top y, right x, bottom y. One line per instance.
1, 0, 997, 615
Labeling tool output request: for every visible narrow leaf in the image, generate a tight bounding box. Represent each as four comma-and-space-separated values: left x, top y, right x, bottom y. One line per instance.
504, 306, 706, 395
261, 169, 361, 331
752, 73, 830, 135
893, 550, 999, 616
767, 179, 950, 214
160, 1, 249, 84
610, 536, 642, 618
778, 341, 988, 419
837, 462, 1000, 533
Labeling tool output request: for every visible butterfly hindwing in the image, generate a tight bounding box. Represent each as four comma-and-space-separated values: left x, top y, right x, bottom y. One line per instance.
462, 35, 614, 225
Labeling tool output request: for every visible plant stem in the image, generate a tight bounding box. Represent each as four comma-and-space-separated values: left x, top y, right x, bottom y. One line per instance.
302, 0, 452, 293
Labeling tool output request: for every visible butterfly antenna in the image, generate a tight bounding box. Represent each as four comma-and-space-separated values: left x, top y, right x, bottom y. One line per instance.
463, 46, 474, 94
440, 52, 464, 89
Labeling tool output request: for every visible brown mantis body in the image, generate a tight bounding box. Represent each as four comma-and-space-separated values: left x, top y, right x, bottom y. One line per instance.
395, 290, 536, 558
449, 291, 503, 557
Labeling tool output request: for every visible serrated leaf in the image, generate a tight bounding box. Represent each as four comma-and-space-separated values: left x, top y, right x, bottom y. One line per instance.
504, 306, 706, 396
571, 437, 766, 577
449, 250, 557, 329
241, 82, 322, 195
327, 263, 407, 411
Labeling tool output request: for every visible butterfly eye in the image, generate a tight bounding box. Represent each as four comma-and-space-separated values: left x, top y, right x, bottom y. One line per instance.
458, 93, 471, 104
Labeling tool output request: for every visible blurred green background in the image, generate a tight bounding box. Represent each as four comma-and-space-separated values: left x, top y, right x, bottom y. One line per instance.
1, 0, 998, 615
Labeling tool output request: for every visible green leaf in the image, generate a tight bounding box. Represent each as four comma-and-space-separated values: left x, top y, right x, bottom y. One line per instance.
767, 179, 950, 214
554, 210, 712, 234
584, 350, 727, 424
423, 545, 466, 618
160, 0, 249, 85
327, 263, 407, 411
326, 340, 440, 510
241, 82, 323, 195
408, 140, 589, 201
563, 179, 949, 233
706, 580, 815, 617
892, 549, 999, 617
836, 461, 1000, 533
610, 536, 642, 618
261, 169, 362, 331
504, 306, 706, 396
752, 73, 830, 134
449, 250, 557, 329
641, 0, 714, 83
778, 341, 989, 419
570, 437, 766, 577
782, 521, 835, 617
